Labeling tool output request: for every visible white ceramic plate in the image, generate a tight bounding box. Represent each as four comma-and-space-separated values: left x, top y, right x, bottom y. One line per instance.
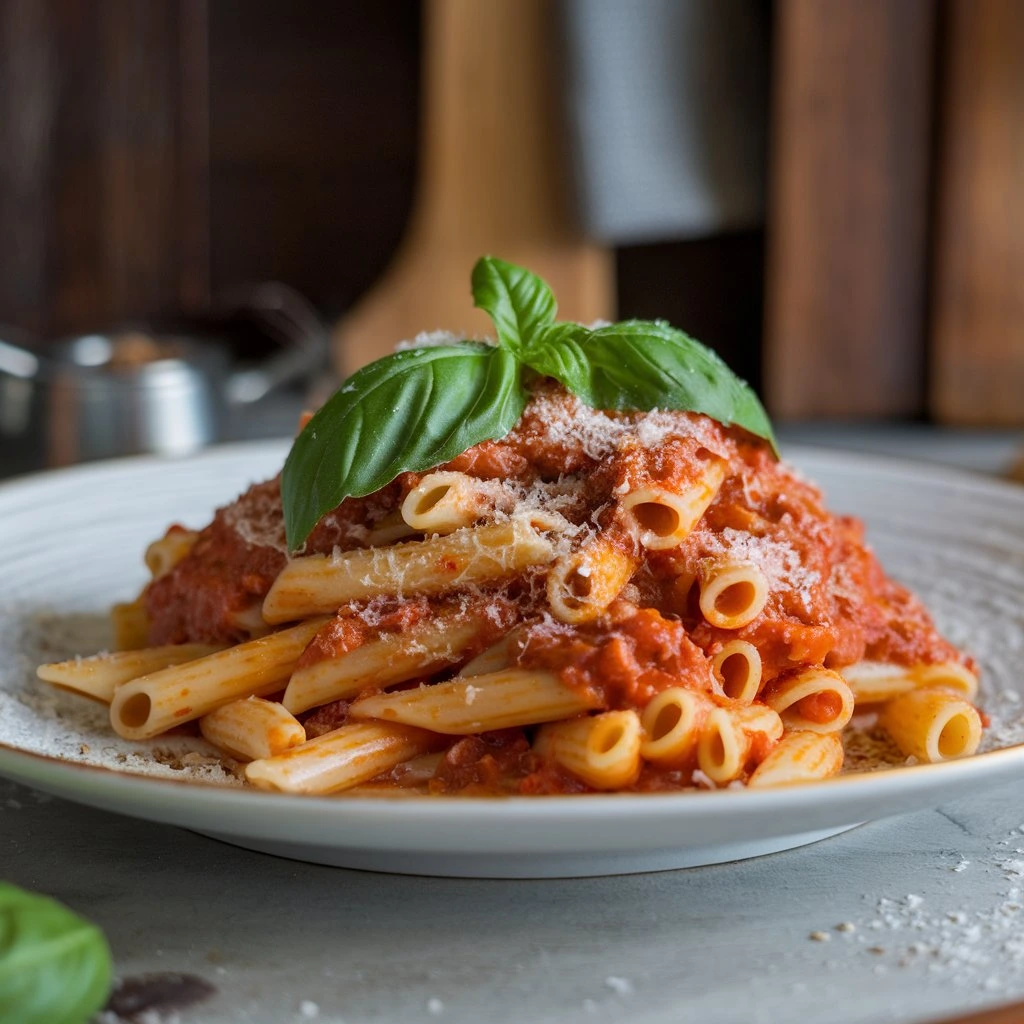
1, 442, 1023, 878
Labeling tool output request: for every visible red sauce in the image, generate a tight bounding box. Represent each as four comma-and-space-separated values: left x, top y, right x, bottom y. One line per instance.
517, 607, 713, 709
796, 690, 843, 724
296, 600, 432, 668
143, 383, 972, 794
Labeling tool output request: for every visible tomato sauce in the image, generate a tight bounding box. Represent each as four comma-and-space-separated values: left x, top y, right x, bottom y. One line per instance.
143, 383, 968, 794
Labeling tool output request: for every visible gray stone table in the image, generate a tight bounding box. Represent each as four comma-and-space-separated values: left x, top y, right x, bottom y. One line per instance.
4, 773, 1024, 1024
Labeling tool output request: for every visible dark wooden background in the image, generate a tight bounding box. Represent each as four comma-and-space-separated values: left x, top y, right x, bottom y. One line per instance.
0, 0, 420, 332
0, 0, 1020, 424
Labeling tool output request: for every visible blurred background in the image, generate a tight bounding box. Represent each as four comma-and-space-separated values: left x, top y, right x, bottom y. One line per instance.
0, 0, 1021, 477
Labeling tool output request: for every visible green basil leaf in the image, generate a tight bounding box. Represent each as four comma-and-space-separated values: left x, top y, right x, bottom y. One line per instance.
0, 882, 112, 1024
521, 321, 592, 386
471, 256, 556, 355
530, 319, 778, 453
282, 344, 527, 550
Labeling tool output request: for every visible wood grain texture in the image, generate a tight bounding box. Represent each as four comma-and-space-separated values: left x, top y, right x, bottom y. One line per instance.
206, 2, 419, 313
931, 0, 1024, 425
0, 0, 203, 334
764, 0, 935, 419
335, 0, 613, 374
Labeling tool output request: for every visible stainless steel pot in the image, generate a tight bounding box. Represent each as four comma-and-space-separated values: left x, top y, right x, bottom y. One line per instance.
0, 283, 326, 475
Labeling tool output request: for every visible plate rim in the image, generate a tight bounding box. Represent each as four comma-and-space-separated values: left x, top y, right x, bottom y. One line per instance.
1, 440, 1023, 849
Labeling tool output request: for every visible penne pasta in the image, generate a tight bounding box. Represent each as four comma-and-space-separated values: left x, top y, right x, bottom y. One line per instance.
282, 606, 499, 714
109, 618, 328, 740
762, 668, 855, 734
200, 696, 306, 761
246, 721, 442, 794
144, 529, 199, 579
111, 598, 151, 652
350, 669, 599, 734
711, 640, 763, 703
41, 262, 986, 800
37, 643, 225, 704
698, 560, 769, 629
877, 687, 983, 763
366, 509, 418, 546
401, 471, 510, 534
697, 707, 750, 785
536, 711, 643, 790
639, 687, 712, 767
262, 517, 556, 623
747, 732, 844, 788
839, 660, 978, 705
620, 458, 727, 549
459, 631, 522, 677
547, 537, 637, 624
914, 661, 979, 699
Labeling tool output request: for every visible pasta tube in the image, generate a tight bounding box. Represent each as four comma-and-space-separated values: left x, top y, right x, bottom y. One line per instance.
37, 643, 225, 704
639, 687, 712, 766
282, 607, 498, 714
547, 537, 637, 624
246, 721, 442, 794
350, 669, 599, 734
762, 668, 855, 734
109, 618, 328, 740
263, 517, 555, 623
748, 732, 844, 787
401, 472, 510, 533
878, 688, 982, 763
696, 707, 750, 785
200, 696, 306, 761
536, 711, 643, 790
840, 660, 979, 704
620, 458, 726, 549
711, 640, 763, 703
698, 560, 769, 629
144, 529, 199, 579
111, 598, 150, 651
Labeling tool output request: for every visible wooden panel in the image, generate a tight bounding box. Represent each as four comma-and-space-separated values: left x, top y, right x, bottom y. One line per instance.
206, 1, 420, 313
335, 0, 613, 373
764, 0, 935, 419
931, 0, 1024, 425
617, 233, 764, 392
0, 0, 207, 336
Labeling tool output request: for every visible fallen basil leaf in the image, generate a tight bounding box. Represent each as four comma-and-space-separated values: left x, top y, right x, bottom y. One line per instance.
0, 882, 112, 1024
282, 344, 527, 550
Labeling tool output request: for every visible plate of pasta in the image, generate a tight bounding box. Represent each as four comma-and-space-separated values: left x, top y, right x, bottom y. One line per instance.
2, 258, 1023, 877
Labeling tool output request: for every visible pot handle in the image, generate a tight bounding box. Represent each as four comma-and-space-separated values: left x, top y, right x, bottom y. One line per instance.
221, 283, 328, 405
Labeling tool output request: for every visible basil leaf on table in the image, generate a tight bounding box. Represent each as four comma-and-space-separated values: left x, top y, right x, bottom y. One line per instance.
282, 344, 527, 550
530, 318, 779, 455
471, 255, 557, 356
0, 882, 112, 1024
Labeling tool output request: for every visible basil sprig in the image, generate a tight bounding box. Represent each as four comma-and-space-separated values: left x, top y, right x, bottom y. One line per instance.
0, 882, 113, 1024
283, 256, 776, 550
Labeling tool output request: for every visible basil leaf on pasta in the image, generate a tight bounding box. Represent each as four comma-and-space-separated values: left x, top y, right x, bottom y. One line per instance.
471, 256, 557, 356
282, 344, 527, 550
531, 318, 778, 454
0, 882, 112, 1024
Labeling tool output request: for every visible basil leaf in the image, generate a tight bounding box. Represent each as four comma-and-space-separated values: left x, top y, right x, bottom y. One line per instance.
521, 321, 592, 385
0, 882, 112, 1024
282, 344, 527, 550
471, 256, 556, 355
530, 319, 778, 453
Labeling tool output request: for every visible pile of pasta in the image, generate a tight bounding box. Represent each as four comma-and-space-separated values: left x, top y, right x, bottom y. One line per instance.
38, 387, 984, 796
